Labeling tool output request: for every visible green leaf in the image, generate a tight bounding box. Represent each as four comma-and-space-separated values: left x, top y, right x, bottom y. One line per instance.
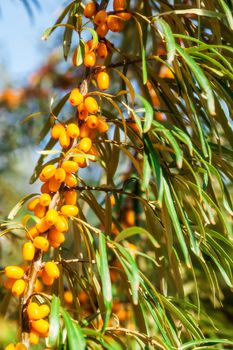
134, 17, 148, 84
137, 94, 154, 133
81, 27, 98, 50
61, 308, 86, 350
115, 226, 159, 248
8, 193, 38, 220
47, 295, 60, 347
158, 19, 176, 64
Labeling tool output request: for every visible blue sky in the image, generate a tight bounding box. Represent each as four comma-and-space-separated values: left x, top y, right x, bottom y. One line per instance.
0, 1, 64, 84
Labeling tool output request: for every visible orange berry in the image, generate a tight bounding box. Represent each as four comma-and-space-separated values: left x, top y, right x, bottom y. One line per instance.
97, 118, 109, 132
62, 160, 79, 173
97, 43, 108, 59
107, 15, 124, 32
79, 123, 91, 138
27, 302, 40, 320
64, 290, 73, 304
39, 164, 56, 182
4, 278, 16, 290
54, 168, 66, 183
12, 279, 26, 296
118, 11, 132, 20
34, 203, 46, 218
77, 102, 88, 120
34, 279, 43, 293
66, 123, 80, 138
73, 151, 87, 167
51, 124, 65, 139
33, 236, 49, 252
64, 190, 77, 205
44, 262, 60, 279
89, 146, 99, 161
84, 96, 98, 114
48, 177, 61, 192
69, 88, 83, 106
39, 193, 51, 207
96, 23, 109, 38
40, 181, 50, 194
84, 52, 96, 68
64, 173, 78, 187
86, 115, 99, 129
61, 205, 79, 217
94, 10, 107, 25
31, 319, 49, 334
84, 2, 97, 18
97, 71, 110, 90
29, 330, 39, 345
15, 343, 28, 350
87, 39, 99, 51
54, 215, 69, 232
26, 225, 40, 239
27, 197, 39, 211
48, 228, 65, 245
39, 304, 50, 318
36, 218, 51, 233
59, 130, 70, 148
41, 269, 54, 286
113, 0, 126, 10
22, 242, 35, 261
78, 137, 92, 153
45, 209, 59, 225
4, 344, 15, 350
5, 266, 24, 279
49, 240, 61, 249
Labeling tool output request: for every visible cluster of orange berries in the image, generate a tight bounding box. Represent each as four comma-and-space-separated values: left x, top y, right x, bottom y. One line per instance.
27, 301, 50, 344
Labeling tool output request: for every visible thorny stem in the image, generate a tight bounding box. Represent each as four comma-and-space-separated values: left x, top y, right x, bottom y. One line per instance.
74, 184, 140, 199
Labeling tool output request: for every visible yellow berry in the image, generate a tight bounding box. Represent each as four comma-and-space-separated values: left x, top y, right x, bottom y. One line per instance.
39, 193, 51, 207
54, 215, 69, 232
41, 270, 54, 286
79, 123, 91, 138
33, 236, 49, 252
69, 88, 83, 106
97, 71, 110, 90
64, 190, 77, 205
15, 344, 28, 350
51, 124, 65, 139
66, 123, 80, 138
61, 205, 79, 217
12, 279, 26, 296
34, 279, 43, 293
36, 218, 51, 233
97, 118, 109, 133
34, 203, 46, 219
84, 2, 97, 18
64, 290, 73, 304
48, 176, 62, 192
45, 209, 59, 225
39, 164, 56, 182
48, 228, 65, 246
29, 330, 39, 345
78, 137, 92, 153
96, 23, 109, 38
84, 52, 96, 68
27, 302, 40, 320
5, 266, 24, 279
31, 319, 49, 334
59, 130, 70, 149
27, 197, 39, 211
84, 96, 98, 114
40, 181, 50, 194
64, 173, 78, 187
39, 304, 50, 318
54, 168, 66, 183
4, 344, 15, 350
77, 102, 89, 120
44, 261, 60, 279
86, 115, 99, 129
22, 242, 35, 261
97, 43, 108, 59
62, 160, 79, 173
26, 225, 40, 239
94, 10, 107, 25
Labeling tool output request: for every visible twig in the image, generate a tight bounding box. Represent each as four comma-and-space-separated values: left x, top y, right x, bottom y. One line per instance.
74, 185, 140, 199
93, 139, 143, 151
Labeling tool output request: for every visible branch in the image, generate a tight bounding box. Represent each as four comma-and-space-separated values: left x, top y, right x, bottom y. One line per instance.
74, 185, 140, 199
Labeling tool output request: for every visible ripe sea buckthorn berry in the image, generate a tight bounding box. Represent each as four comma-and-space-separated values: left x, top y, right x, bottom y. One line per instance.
97, 118, 109, 133
44, 261, 60, 279
89, 146, 99, 161
26, 225, 39, 239
64, 290, 73, 304
94, 10, 107, 25
113, 0, 126, 10
97, 43, 108, 59
39, 304, 50, 318
97, 71, 110, 90
61, 205, 79, 217
78, 137, 92, 153
118, 11, 132, 20
46, 209, 59, 225
29, 330, 39, 345
73, 151, 87, 167
4, 278, 16, 290
39, 193, 51, 207
84, 2, 97, 18
66, 123, 80, 138
54, 215, 69, 232
48, 229, 65, 245
49, 240, 61, 249
27, 197, 39, 211
36, 218, 51, 233
34, 279, 43, 293
59, 130, 70, 149
84, 52, 96, 68
54, 168, 66, 183
39, 164, 56, 182
79, 123, 91, 138
69, 88, 83, 106
86, 115, 99, 129
4, 344, 15, 350
41, 269, 54, 286
40, 181, 50, 194
22, 242, 35, 261
96, 23, 109, 38
15, 343, 28, 350
48, 177, 61, 192
5, 266, 24, 279
51, 124, 65, 139
107, 15, 124, 32
31, 319, 49, 334
84, 96, 98, 114
62, 160, 79, 173
64, 173, 78, 187
65, 190, 77, 205
33, 236, 49, 252
27, 302, 40, 320
12, 279, 26, 296
77, 102, 88, 120
34, 203, 46, 218
87, 39, 99, 51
